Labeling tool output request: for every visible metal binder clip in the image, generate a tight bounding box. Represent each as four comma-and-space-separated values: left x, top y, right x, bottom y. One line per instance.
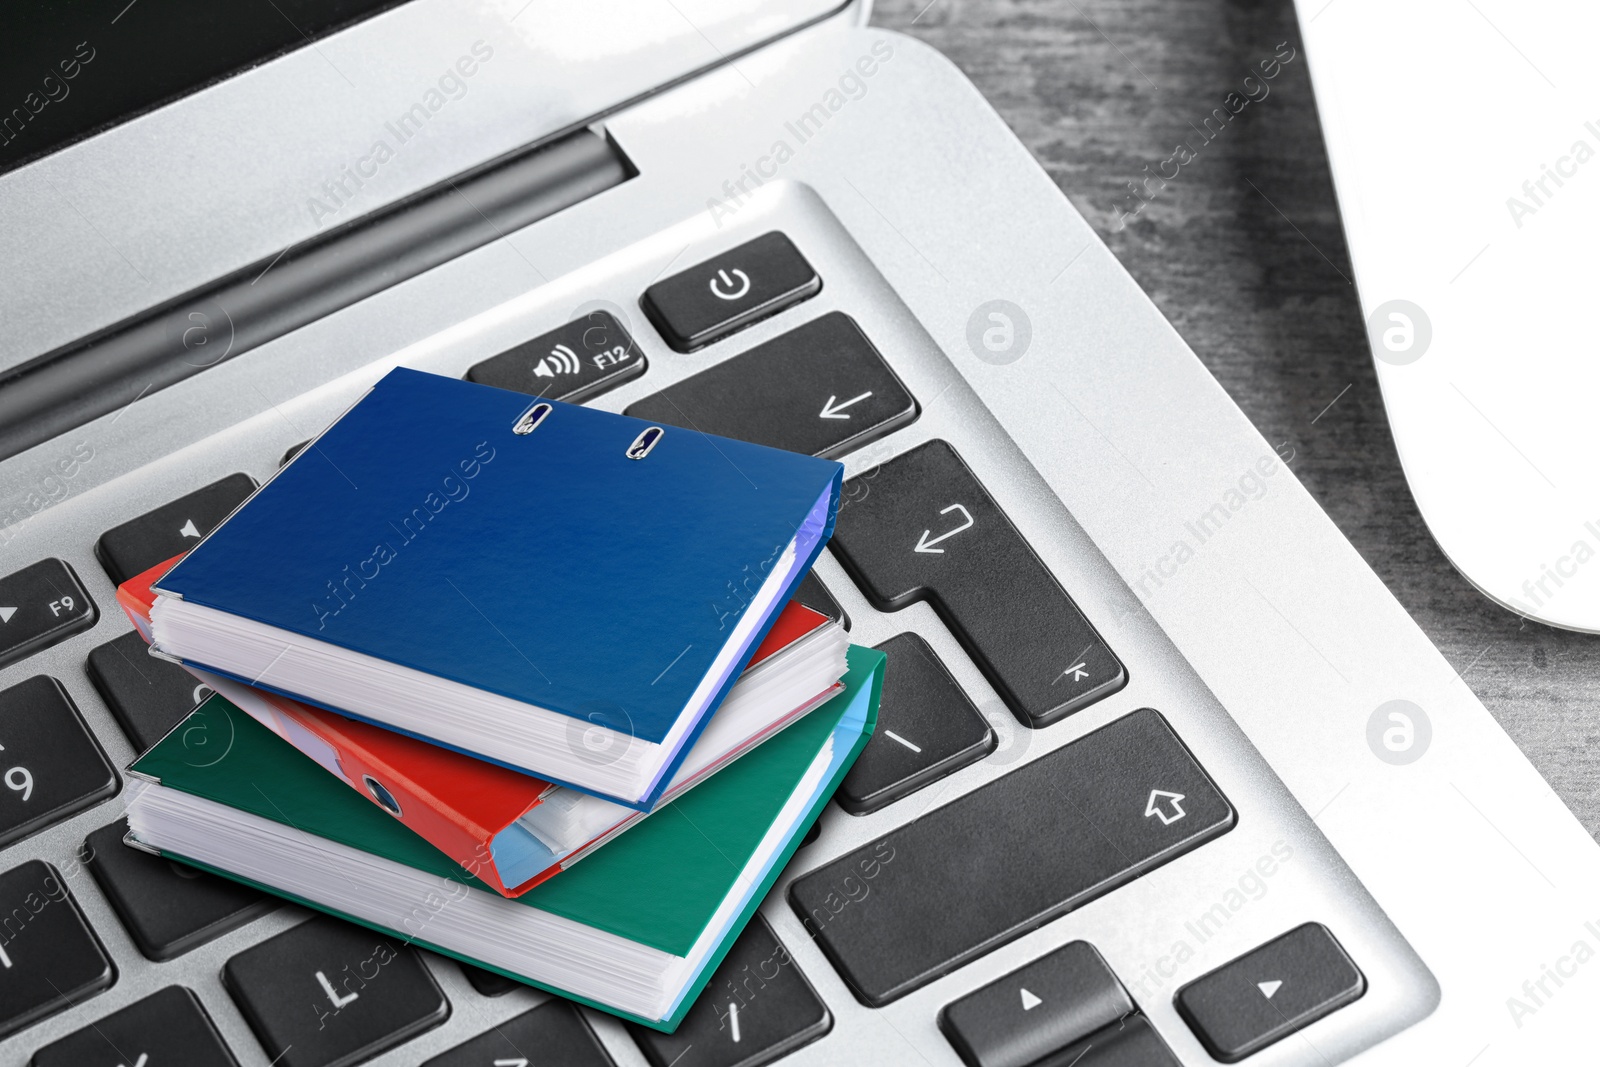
626, 426, 664, 460
513, 402, 553, 435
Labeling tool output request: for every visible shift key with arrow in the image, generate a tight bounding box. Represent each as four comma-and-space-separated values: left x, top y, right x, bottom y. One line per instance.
624, 311, 917, 460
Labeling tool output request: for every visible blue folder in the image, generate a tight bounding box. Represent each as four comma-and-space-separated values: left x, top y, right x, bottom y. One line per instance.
153, 367, 842, 809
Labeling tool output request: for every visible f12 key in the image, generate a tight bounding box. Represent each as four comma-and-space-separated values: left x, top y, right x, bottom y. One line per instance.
831, 441, 1124, 728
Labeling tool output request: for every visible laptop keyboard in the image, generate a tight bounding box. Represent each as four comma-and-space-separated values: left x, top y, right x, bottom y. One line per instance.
0, 205, 1419, 1065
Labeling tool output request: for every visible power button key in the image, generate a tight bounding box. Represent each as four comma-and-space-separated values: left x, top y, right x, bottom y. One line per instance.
640, 231, 821, 351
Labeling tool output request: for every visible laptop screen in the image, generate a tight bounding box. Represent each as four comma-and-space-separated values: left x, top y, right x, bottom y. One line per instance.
0, 0, 411, 176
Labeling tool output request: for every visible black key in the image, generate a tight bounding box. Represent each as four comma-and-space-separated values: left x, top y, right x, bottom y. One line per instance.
831, 441, 1124, 728
95, 472, 256, 585
0, 676, 118, 849
789, 709, 1232, 1006
458, 962, 522, 997
0, 558, 97, 671
282, 440, 310, 466
799, 821, 821, 849
1046, 1016, 1180, 1067
468, 310, 647, 403
793, 571, 848, 630
86, 818, 275, 961
0, 859, 115, 1039
641, 232, 820, 351
88, 630, 212, 752
32, 985, 238, 1066
625, 312, 916, 460
224, 915, 450, 1067
837, 633, 993, 815
940, 941, 1132, 1067
423, 999, 614, 1066
628, 915, 830, 1067
1175, 922, 1365, 1063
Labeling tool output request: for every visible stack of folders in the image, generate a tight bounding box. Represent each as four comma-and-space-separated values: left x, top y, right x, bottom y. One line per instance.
119, 367, 883, 1031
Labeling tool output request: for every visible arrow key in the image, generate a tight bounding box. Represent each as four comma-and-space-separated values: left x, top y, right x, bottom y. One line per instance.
0, 558, 97, 671
940, 941, 1134, 1067
1176, 923, 1366, 1062
626, 312, 917, 460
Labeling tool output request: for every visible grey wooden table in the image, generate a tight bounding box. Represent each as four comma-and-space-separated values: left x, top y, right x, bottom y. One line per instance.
872, 0, 1600, 835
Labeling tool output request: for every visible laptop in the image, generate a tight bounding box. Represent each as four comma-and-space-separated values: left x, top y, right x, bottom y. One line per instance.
0, 1, 1593, 1063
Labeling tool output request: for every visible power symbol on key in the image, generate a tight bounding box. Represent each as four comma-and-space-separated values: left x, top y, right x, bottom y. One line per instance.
709, 268, 751, 300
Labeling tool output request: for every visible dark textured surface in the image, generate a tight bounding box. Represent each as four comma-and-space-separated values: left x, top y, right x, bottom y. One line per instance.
871, 0, 1600, 837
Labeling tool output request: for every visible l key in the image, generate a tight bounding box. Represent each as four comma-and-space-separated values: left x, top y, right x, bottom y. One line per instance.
831, 440, 1123, 727
625, 312, 917, 460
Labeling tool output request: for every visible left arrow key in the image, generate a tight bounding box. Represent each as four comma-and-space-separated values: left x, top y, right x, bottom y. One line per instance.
0, 559, 97, 671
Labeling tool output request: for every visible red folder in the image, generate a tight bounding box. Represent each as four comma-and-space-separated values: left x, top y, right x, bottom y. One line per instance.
118, 555, 837, 896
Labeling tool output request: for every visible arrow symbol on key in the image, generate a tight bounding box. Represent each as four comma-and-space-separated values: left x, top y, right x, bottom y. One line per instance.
1258, 980, 1283, 999
0, 608, 15, 624
820, 391, 873, 419
1144, 789, 1187, 825
914, 504, 974, 553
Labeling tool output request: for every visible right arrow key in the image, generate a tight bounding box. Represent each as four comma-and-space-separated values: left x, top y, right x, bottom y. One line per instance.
1176, 923, 1366, 1063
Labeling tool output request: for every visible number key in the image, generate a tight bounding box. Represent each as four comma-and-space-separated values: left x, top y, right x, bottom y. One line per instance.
0, 558, 97, 671
0, 676, 118, 849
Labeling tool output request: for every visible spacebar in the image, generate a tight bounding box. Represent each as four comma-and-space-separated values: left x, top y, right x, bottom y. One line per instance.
788, 709, 1234, 1006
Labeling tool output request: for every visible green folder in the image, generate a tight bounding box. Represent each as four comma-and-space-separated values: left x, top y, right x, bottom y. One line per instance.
127, 645, 883, 1031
